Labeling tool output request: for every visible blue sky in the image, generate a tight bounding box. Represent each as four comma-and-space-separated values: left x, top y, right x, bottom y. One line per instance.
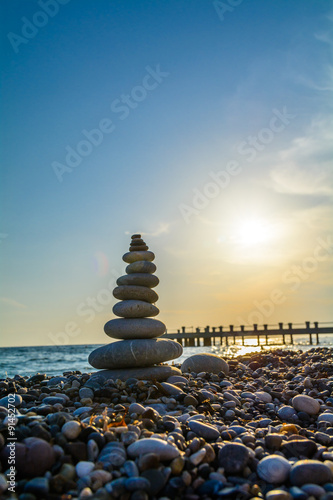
1, 0, 332, 347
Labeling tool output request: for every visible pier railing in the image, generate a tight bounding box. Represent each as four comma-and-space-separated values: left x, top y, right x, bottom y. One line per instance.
161, 321, 333, 347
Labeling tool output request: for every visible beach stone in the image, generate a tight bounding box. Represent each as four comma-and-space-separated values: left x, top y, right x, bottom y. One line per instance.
0, 437, 56, 478
160, 382, 185, 396
257, 455, 291, 484
301, 484, 326, 497
113, 300, 159, 318
89, 365, 182, 382
188, 420, 220, 440
98, 442, 127, 467
0, 474, 7, 494
61, 420, 81, 439
282, 439, 317, 459
318, 412, 333, 424
265, 434, 283, 451
89, 339, 183, 369
141, 469, 166, 495
254, 391, 272, 403
218, 442, 250, 473
129, 244, 149, 252
181, 353, 229, 375
292, 395, 320, 415
113, 285, 158, 303
117, 273, 159, 288
123, 251, 155, 263
79, 387, 94, 400
24, 477, 49, 496
104, 318, 166, 339
266, 491, 292, 500
278, 406, 297, 420
76, 461, 95, 478
0, 394, 22, 407
131, 234, 141, 239
126, 261, 156, 274
290, 460, 333, 486
128, 438, 180, 460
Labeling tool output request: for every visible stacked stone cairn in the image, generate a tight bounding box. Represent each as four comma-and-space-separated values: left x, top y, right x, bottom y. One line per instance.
88, 234, 183, 381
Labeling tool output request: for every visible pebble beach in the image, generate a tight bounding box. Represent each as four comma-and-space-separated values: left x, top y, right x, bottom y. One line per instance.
1, 347, 333, 499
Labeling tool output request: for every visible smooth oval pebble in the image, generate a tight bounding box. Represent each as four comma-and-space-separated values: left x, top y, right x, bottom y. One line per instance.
104, 318, 166, 339
266, 490, 292, 500
61, 420, 81, 439
292, 395, 320, 415
75, 461, 95, 478
181, 353, 229, 375
254, 391, 272, 403
123, 251, 155, 263
188, 419, 220, 440
257, 454, 291, 484
289, 459, 333, 486
126, 261, 156, 274
117, 273, 159, 288
317, 412, 333, 424
127, 438, 180, 460
113, 300, 159, 318
113, 285, 158, 304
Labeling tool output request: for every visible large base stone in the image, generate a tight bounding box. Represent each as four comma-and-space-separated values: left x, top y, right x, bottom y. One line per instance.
89, 338, 183, 369
89, 365, 182, 382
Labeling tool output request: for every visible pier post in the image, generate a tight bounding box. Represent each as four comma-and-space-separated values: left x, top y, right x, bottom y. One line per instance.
264, 324, 268, 345
306, 321, 312, 344
288, 323, 292, 345
279, 322, 284, 344
314, 321, 319, 344
204, 326, 210, 346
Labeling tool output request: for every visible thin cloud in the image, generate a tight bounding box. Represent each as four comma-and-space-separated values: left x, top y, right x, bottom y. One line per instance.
0, 297, 27, 309
268, 119, 333, 196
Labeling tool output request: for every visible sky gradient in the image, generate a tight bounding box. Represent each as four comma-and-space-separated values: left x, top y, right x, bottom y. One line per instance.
1, 0, 332, 347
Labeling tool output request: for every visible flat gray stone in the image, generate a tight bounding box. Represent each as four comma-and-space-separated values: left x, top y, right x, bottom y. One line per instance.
104, 318, 166, 339
88, 339, 183, 369
113, 300, 159, 318
123, 251, 155, 263
129, 244, 148, 251
127, 438, 180, 460
117, 273, 159, 288
126, 261, 156, 274
181, 353, 229, 375
89, 365, 182, 382
113, 285, 158, 303
289, 459, 333, 486
292, 395, 320, 415
188, 419, 220, 440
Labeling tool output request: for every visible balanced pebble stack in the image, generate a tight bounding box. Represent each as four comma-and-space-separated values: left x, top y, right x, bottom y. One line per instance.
88, 234, 183, 381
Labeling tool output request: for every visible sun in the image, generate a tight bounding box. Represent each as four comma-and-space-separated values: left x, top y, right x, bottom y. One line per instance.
234, 218, 274, 247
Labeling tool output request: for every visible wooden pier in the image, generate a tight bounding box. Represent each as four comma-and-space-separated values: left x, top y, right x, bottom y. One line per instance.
162, 321, 333, 348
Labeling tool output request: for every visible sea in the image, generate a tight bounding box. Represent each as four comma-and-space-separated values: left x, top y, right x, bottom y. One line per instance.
1, 334, 333, 379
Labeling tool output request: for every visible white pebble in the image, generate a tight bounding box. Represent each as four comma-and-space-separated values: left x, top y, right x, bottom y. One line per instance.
76, 461, 95, 478
62, 420, 81, 439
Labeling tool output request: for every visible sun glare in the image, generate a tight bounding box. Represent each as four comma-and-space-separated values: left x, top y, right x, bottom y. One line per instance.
235, 218, 274, 247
